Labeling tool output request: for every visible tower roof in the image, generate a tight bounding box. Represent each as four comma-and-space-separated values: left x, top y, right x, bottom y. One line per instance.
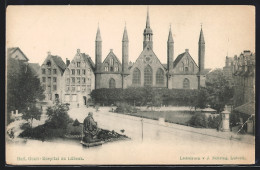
144, 7, 153, 34
168, 26, 174, 43
199, 27, 205, 44
122, 25, 129, 42
96, 26, 102, 41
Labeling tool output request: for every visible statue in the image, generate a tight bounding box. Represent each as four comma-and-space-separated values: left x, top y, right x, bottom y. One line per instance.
83, 112, 101, 143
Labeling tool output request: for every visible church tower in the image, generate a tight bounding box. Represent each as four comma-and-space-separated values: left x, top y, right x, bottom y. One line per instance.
198, 26, 205, 72
95, 25, 102, 89
198, 26, 205, 89
143, 8, 153, 50
122, 24, 129, 88
167, 25, 174, 88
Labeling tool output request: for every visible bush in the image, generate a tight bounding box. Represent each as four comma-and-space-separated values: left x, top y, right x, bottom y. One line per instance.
46, 103, 72, 129
115, 102, 138, 114
73, 119, 80, 126
189, 112, 207, 128
207, 115, 221, 129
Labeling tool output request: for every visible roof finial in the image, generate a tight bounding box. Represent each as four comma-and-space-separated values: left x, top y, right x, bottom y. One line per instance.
146, 6, 150, 28
200, 23, 203, 29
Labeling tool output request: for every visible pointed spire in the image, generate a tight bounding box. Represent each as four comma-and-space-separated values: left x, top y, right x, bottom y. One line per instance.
96, 24, 102, 41
146, 6, 150, 28
122, 23, 129, 42
168, 24, 174, 42
199, 24, 205, 43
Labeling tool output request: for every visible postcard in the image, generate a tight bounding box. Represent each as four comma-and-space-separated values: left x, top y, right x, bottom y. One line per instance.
6, 5, 255, 165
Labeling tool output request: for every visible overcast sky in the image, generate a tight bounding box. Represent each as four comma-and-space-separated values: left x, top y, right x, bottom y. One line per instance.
6, 5, 255, 69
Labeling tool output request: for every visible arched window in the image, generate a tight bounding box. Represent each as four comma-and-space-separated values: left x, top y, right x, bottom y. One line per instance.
183, 78, 190, 89
189, 62, 194, 72
156, 68, 164, 85
104, 63, 109, 72
132, 68, 141, 85
179, 62, 184, 72
114, 63, 119, 72
144, 65, 153, 85
109, 78, 116, 88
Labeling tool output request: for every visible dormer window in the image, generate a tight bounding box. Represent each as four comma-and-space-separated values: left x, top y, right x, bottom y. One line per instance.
46, 60, 51, 67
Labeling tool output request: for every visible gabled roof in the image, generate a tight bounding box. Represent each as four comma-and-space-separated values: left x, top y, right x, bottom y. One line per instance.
81, 53, 95, 71
173, 51, 199, 69
51, 55, 66, 73
234, 101, 255, 115
7, 47, 29, 61
199, 68, 211, 75
103, 50, 122, 66
28, 63, 40, 76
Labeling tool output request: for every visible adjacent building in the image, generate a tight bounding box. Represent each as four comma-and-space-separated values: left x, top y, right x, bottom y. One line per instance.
39, 52, 66, 103
63, 49, 95, 107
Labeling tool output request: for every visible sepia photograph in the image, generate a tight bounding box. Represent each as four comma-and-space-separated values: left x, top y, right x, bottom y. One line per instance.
5, 5, 255, 165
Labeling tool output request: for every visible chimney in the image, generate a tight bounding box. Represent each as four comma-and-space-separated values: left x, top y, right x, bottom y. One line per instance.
185, 49, 189, 53
110, 49, 113, 52
47, 51, 51, 56
66, 58, 70, 67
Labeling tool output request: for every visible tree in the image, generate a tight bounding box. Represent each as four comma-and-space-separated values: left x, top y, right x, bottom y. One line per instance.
6, 57, 45, 124
205, 69, 234, 112
22, 105, 42, 128
46, 102, 72, 129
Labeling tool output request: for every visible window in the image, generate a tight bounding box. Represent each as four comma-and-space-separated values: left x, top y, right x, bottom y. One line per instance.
48, 77, 51, 83
110, 58, 114, 66
71, 77, 75, 84
156, 68, 164, 85
66, 78, 70, 84
82, 78, 86, 84
42, 69, 46, 74
53, 85, 57, 91
109, 78, 116, 88
71, 69, 75, 75
77, 77, 80, 84
185, 67, 188, 72
77, 62, 80, 67
82, 69, 86, 75
42, 77, 46, 82
48, 69, 51, 75
110, 67, 114, 72
71, 86, 75, 92
82, 86, 86, 92
46, 61, 51, 67
132, 68, 141, 85
42, 84, 46, 90
53, 69, 57, 74
53, 77, 57, 83
189, 62, 194, 72
180, 62, 184, 72
185, 58, 189, 65
104, 63, 109, 72
47, 86, 51, 93
114, 63, 119, 72
77, 69, 80, 75
144, 65, 153, 85
66, 86, 70, 91
77, 85, 81, 91
183, 78, 190, 89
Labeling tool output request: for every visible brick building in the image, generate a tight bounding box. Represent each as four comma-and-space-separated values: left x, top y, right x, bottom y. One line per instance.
62, 49, 95, 107
95, 9, 210, 89
39, 52, 66, 103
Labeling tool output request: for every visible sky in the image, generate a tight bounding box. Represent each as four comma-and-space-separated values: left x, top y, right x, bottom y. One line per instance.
6, 5, 255, 69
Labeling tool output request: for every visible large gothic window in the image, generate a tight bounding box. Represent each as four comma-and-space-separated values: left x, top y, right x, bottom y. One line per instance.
156, 68, 164, 85
144, 65, 153, 86
133, 68, 141, 85
109, 78, 116, 88
183, 78, 190, 89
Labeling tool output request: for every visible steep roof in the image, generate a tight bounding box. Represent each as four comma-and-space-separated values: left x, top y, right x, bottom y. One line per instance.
173, 52, 186, 68
103, 50, 122, 66
81, 53, 95, 71
51, 55, 66, 73
7, 47, 29, 61
234, 101, 255, 115
28, 63, 40, 76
